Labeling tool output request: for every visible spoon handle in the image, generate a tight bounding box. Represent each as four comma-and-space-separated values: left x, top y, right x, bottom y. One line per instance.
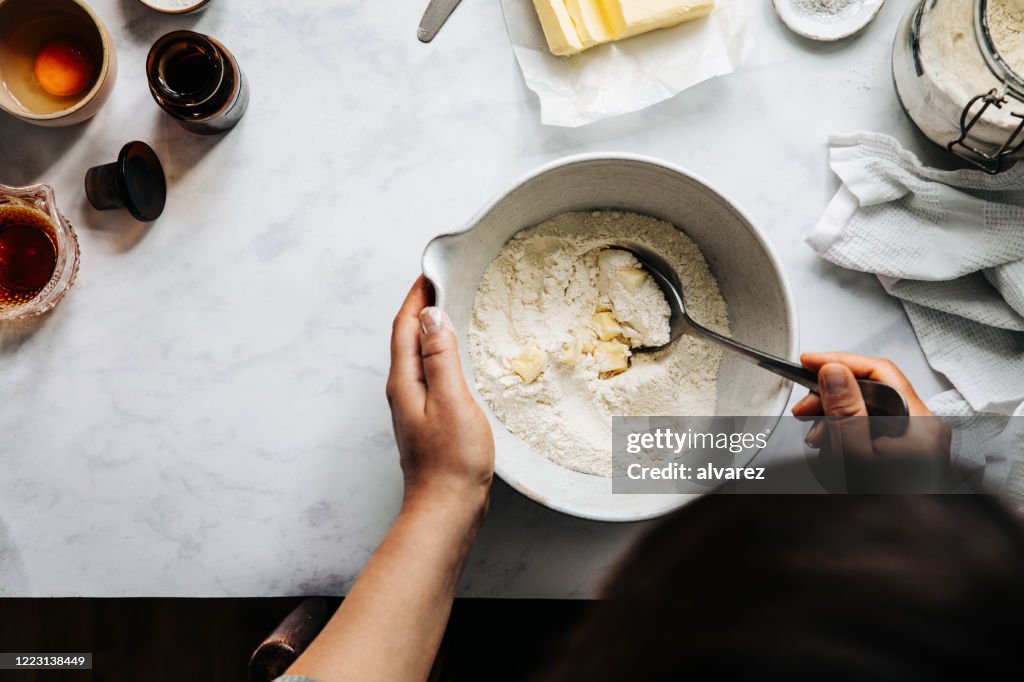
687, 322, 910, 422
610, 240, 910, 427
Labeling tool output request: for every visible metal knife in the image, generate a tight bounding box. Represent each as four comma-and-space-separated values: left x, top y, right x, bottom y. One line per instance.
418, 0, 463, 42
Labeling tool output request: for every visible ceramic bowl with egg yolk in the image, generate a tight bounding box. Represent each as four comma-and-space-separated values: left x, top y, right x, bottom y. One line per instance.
0, 0, 118, 127
423, 154, 798, 522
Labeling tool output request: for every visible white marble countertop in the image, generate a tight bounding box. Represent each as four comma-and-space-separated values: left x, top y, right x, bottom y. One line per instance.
0, 0, 952, 597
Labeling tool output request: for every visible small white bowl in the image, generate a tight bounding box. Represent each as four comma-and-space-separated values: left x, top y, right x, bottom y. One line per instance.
136, 0, 211, 14
422, 155, 797, 522
773, 0, 885, 42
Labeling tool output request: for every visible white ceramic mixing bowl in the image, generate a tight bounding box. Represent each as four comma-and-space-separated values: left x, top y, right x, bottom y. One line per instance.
422, 154, 797, 522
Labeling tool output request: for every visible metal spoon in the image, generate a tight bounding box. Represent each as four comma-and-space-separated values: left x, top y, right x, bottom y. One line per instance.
612, 242, 910, 430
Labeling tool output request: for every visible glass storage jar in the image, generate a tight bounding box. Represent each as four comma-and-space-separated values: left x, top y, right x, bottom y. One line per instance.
0, 183, 80, 320
146, 30, 249, 135
893, 0, 1024, 172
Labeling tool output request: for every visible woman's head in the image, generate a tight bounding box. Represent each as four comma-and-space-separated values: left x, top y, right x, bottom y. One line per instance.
542, 495, 1024, 681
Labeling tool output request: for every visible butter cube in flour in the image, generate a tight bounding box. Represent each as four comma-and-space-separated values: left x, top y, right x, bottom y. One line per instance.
593, 340, 630, 376
509, 346, 547, 383
615, 267, 650, 293
590, 311, 624, 341
579, 328, 597, 354
561, 337, 580, 366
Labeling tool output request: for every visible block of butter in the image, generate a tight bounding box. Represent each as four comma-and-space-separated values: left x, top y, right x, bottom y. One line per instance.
532, 0, 715, 56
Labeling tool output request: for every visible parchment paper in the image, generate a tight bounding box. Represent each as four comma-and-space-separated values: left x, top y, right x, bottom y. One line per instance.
500, 0, 754, 127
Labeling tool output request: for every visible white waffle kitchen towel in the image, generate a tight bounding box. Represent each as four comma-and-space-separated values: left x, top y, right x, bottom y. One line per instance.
806, 132, 1024, 417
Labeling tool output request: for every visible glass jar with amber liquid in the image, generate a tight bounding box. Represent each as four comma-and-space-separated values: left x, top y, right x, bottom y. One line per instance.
146, 30, 249, 135
0, 183, 80, 320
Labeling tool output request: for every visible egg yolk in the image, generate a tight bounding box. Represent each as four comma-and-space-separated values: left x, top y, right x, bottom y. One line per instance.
33, 40, 95, 98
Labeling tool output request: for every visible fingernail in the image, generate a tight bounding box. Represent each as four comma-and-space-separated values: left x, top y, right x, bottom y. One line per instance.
805, 421, 823, 447
420, 307, 451, 335
821, 365, 851, 398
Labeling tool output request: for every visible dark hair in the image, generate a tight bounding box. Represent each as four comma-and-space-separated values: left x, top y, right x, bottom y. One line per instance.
541, 495, 1024, 681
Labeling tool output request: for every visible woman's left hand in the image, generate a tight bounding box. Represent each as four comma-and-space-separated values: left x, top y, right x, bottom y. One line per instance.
286, 277, 495, 682
386, 276, 495, 513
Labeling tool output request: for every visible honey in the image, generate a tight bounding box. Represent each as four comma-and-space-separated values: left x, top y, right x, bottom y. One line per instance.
0, 206, 58, 307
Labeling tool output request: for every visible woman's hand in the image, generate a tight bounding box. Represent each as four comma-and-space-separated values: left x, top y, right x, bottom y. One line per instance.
286, 277, 495, 682
386, 276, 495, 514
792, 352, 950, 466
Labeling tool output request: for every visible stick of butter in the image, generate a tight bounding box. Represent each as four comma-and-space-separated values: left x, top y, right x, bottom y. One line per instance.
607, 0, 716, 40
532, 0, 585, 56
532, 0, 715, 56
566, 0, 614, 48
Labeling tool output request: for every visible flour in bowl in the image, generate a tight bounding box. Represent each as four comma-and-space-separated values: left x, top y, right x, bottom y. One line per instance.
468, 211, 730, 477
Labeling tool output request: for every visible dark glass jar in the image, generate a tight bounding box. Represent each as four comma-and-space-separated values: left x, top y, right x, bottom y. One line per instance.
146, 30, 249, 135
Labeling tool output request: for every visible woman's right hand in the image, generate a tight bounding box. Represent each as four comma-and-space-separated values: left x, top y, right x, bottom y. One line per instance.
792, 352, 951, 464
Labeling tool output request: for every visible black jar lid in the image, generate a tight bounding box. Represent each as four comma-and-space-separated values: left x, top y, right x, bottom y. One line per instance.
85, 141, 167, 222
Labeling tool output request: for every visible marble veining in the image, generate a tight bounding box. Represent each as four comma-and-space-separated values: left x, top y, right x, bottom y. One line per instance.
0, 0, 950, 597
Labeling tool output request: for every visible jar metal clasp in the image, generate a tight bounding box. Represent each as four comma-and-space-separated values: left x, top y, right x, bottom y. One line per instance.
951, 0, 1024, 174
949, 87, 1024, 174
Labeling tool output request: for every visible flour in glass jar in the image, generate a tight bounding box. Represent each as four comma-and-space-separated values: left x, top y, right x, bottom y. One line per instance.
989, 0, 1024, 72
